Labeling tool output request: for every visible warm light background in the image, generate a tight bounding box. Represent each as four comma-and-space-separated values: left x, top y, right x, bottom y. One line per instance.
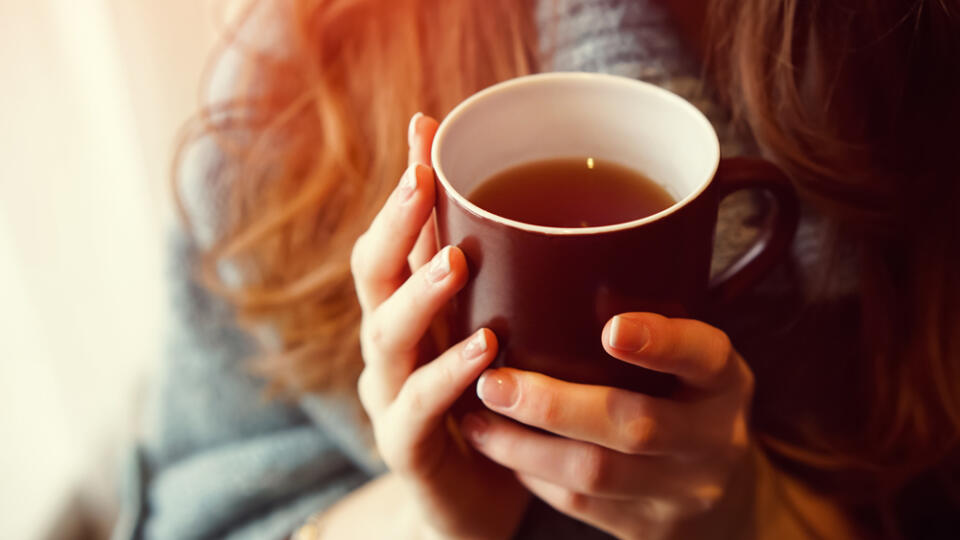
0, 1, 231, 538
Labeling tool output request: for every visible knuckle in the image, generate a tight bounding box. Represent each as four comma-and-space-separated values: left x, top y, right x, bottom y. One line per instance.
349, 234, 367, 275
559, 489, 590, 514
357, 368, 371, 401
394, 272, 431, 315
403, 362, 453, 411
484, 424, 519, 459
398, 383, 427, 418
358, 322, 377, 359
527, 386, 561, 426
715, 331, 733, 359
711, 331, 733, 365
690, 482, 725, 513
365, 317, 388, 351
432, 357, 459, 389
621, 416, 658, 454
637, 497, 679, 523
570, 445, 609, 493
704, 330, 734, 380
357, 369, 377, 412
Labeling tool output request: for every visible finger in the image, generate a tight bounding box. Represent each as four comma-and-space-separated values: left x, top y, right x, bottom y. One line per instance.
362, 245, 467, 382
475, 368, 688, 455
515, 473, 652, 539
351, 163, 436, 312
377, 329, 498, 472
407, 112, 439, 166
603, 313, 743, 391
405, 113, 440, 272
407, 211, 438, 272
462, 412, 693, 499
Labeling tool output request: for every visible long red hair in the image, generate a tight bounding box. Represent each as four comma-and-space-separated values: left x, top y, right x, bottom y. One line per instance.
175, 0, 959, 531
175, 0, 537, 395
708, 0, 960, 526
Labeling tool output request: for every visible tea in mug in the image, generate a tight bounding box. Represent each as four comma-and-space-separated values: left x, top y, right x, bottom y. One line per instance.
468, 157, 675, 228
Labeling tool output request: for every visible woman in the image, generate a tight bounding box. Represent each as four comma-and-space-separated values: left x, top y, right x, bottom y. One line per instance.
119, 0, 960, 538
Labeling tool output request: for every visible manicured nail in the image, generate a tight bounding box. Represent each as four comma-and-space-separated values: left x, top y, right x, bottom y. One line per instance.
408, 112, 425, 147
609, 315, 650, 352
463, 330, 488, 361
477, 370, 518, 409
461, 413, 488, 445
426, 247, 451, 283
397, 165, 418, 201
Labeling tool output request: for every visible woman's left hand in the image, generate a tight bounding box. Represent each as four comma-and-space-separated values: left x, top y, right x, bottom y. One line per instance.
461, 312, 755, 540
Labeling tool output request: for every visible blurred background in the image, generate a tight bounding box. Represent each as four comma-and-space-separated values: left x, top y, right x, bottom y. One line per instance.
0, 1, 232, 537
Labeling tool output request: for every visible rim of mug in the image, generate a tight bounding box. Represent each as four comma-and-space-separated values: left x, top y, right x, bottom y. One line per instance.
431, 72, 721, 236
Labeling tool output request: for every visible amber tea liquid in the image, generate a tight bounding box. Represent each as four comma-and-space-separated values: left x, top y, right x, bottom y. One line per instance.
468, 157, 675, 228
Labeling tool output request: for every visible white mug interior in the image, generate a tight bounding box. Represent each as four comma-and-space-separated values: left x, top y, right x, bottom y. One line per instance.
431, 72, 721, 235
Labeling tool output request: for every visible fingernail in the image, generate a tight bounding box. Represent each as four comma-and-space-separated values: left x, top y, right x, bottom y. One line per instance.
397, 165, 418, 201
463, 330, 488, 361
461, 413, 488, 445
477, 370, 518, 409
609, 315, 650, 352
426, 247, 451, 283
408, 112, 425, 147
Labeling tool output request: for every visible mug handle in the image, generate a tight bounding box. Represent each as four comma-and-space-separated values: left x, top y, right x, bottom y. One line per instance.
708, 157, 800, 303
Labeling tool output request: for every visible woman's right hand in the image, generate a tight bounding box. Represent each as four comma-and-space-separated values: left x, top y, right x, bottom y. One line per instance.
349, 113, 530, 539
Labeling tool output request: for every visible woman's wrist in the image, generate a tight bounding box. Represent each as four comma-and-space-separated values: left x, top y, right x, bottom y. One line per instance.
755, 451, 862, 539
669, 443, 759, 540
296, 473, 440, 540
673, 442, 861, 540
405, 496, 455, 540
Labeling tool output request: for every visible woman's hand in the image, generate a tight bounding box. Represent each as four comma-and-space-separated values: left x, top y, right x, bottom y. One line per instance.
461, 313, 755, 540
349, 113, 529, 539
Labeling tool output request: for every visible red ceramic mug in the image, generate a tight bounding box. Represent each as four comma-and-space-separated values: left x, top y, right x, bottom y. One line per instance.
431, 73, 798, 395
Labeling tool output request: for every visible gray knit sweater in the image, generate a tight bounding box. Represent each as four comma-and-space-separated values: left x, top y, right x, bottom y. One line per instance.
114, 1, 813, 538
